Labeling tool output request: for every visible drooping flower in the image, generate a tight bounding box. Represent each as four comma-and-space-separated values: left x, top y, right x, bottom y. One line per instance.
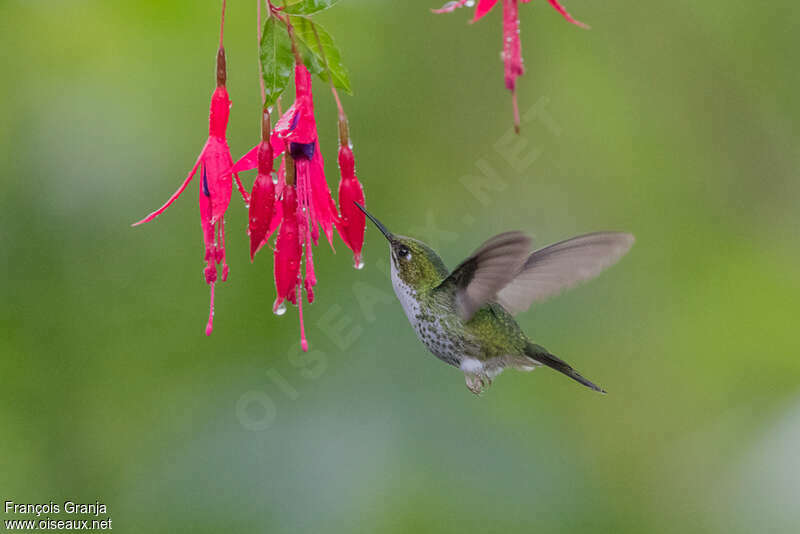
247, 111, 277, 261
433, 0, 587, 131
253, 63, 345, 352
132, 19, 249, 336
234, 66, 340, 251
274, 65, 340, 250
434, 0, 586, 25
336, 143, 366, 269
503, 0, 524, 130
271, 158, 314, 352
273, 176, 302, 311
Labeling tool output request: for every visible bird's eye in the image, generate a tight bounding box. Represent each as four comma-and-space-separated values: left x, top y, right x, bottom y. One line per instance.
397, 245, 411, 260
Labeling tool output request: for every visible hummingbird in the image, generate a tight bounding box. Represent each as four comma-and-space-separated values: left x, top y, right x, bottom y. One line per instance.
354, 202, 634, 395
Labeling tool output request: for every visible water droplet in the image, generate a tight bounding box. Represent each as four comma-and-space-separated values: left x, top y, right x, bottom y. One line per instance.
273, 302, 287, 316
355, 259, 365, 270
271, 171, 279, 185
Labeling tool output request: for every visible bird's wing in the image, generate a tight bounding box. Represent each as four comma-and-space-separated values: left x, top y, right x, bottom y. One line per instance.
496, 232, 634, 315
441, 231, 532, 321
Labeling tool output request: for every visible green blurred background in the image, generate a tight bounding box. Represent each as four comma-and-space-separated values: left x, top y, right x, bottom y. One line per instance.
2, 0, 799, 532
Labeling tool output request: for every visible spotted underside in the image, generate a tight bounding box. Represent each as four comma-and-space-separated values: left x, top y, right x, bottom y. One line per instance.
391, 255, 535, 384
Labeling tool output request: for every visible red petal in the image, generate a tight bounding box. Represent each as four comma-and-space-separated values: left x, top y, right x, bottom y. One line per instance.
546, 0, 589, 28
202, 137, 234, 224
473, 0, 499, 21
338, 180, 365, 254
274, 65, 318, 145
209, 86, 231, 139
248, 171, 275, 261
131, 142, 206, 226
336, 145, 365, 265
273, 187, 301, 306
309, 144, 339, 248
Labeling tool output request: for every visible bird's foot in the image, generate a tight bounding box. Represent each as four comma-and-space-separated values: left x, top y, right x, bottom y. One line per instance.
465, 373, 491, 395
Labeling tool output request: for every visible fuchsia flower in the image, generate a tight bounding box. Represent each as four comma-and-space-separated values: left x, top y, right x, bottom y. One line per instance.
434, 0, 586, 25
273, 180, 303, 311
336, 143, 366, 268
247, 112, 278, 261
134, 1, 367, 348
274, 65, 340, 250
433, 0, 587, 131
133, 35, 249, 336
239, 63, 344, 351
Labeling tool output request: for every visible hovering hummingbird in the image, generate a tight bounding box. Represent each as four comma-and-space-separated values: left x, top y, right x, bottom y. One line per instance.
354, 202, 634, 395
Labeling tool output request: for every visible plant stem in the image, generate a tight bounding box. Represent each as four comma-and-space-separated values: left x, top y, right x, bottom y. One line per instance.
257, 0, 267, 106
310, 22, 349, 146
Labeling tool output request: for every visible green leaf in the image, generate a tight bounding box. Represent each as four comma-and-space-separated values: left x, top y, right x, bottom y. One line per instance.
260, 16, 294, 108
289, 16, 353, 95
284, 0, 340, 16
296, 39, 324, 78
283, 0, 339, 16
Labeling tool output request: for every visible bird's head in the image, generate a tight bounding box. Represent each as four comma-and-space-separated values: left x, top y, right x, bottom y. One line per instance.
354, 202, 448, 290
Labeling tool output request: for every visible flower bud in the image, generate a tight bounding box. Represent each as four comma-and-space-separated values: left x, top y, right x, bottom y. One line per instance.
273, 187, 301, 310
248, 141, 276, 260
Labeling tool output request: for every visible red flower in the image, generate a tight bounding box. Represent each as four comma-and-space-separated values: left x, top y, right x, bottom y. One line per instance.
132, 43, 249, 336
272, 160, 313, 352
433, 0, 587, 131
273, 65, 340, 249
434, 0, 586, 26
247, 112, 277, 261
502, 0, 524, 129
262, 63, 345, 351
336, 144, 366, 268
273, 183, 302, 310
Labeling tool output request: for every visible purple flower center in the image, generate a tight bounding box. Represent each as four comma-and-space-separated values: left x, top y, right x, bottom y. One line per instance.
288, 112, 301, 132
202, 167, 210, 197
290, 141, 315, 160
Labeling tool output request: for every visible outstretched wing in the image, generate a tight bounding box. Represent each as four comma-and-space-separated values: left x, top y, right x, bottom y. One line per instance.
441, 231, 532, 321
496, 232, 634, 315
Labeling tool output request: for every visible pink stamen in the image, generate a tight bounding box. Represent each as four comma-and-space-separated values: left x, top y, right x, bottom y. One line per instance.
218, 218, 229, 281
206, 282, 215, 336
546, 0, 589, 28
298, 293, 309, 352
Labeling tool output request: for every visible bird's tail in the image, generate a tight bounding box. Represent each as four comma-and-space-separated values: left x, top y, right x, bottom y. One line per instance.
525, 343, 606, 394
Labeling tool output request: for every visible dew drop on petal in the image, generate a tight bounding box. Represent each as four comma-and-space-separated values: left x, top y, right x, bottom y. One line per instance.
273, 302, 287, 316
355, 259, 365, 270
271, 171, 279, 185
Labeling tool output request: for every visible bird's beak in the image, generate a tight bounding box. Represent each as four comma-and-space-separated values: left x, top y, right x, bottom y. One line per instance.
354, 202, 393, 242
